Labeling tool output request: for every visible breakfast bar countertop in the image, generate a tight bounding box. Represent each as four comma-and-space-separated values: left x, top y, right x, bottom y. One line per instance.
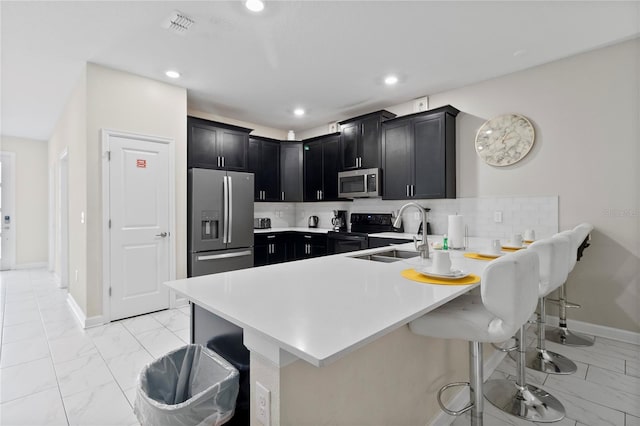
166, 238, 491, 368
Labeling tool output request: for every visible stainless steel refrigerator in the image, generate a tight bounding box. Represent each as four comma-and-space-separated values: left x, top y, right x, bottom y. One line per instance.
188, 168, 254, 277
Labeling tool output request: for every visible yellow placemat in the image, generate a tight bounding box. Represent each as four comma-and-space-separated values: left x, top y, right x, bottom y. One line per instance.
464, 252, 499, 261
401, 269, 480, 286
501, 246, 524, 252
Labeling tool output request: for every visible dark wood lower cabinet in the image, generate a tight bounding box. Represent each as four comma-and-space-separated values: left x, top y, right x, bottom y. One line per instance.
254, 232, 327, 266
254, 233, 288, 266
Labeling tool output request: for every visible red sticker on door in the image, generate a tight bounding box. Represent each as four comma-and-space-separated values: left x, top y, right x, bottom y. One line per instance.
136, 159, 147, 168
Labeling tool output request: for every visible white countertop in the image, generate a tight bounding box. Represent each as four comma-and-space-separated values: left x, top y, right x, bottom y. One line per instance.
254, 227, 330, 234
166, 238, 492, 368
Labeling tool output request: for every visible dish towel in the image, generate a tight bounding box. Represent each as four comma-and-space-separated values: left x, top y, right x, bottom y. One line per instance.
401, 269, 480, 285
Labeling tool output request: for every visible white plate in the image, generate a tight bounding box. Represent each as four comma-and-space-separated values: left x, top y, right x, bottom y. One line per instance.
477, 251, 506, 258
417, 268, 469, 279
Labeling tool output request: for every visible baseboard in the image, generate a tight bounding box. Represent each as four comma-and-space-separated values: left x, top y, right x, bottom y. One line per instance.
546, 315, 640, 345
429, 345, 509, 426
13, 262, 48, 270
66, 294, 105, 329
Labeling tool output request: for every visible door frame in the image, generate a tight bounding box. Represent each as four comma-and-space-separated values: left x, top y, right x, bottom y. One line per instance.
101, 129, 176, 323
0, 151, 16, 270
57, 149, 69, 288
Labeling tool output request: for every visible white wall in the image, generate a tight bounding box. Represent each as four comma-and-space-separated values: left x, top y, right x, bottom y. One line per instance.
85, 63, 187, 317
0, 136, 48, 266
49, 68, 88, 309
419, 39, 639, 333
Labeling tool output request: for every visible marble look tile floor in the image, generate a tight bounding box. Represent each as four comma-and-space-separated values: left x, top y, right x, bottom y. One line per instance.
2, 269, 639, 426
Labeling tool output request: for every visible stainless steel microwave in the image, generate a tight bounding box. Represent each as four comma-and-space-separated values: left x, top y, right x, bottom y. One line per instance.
338, 168, 381, 198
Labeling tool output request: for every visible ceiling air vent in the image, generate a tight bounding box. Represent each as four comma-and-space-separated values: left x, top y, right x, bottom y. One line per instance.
163, 10, 194, 35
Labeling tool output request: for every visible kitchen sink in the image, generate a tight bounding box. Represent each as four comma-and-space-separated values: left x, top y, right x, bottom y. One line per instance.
350, 249, 420, 263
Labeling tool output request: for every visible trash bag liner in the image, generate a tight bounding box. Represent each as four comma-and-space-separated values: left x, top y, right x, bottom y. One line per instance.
135, 344, 239, 426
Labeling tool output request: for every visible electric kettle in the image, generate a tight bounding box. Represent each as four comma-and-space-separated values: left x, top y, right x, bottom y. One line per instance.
308, 215, 319, 228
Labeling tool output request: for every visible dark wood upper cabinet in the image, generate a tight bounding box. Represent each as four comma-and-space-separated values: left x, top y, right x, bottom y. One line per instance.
382, 105, 459, 200
303, 133, 342, 202
339, 110, 396, 170
187, 116, 252, 171
280, 142, 303, 202
249, 136, 280, 202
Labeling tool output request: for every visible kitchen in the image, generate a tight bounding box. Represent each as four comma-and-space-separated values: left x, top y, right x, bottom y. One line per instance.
1, 2, 639, 426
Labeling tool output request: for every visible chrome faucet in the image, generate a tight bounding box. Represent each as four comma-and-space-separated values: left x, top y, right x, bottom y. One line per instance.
393, 202, 430, 259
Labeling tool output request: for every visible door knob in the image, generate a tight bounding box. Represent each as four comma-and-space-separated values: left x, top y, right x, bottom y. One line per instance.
155, 232, 168, 238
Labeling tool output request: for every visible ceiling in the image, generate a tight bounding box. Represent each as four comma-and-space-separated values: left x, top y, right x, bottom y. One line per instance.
2, 1, 639, 141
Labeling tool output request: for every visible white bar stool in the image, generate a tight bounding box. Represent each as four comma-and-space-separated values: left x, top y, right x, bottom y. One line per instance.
546, 223, 595, 347
525, 235, 577, 374
409, 250, 541, 426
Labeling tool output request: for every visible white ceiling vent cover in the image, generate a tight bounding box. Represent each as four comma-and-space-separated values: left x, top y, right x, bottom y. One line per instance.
163, 11, 194, 35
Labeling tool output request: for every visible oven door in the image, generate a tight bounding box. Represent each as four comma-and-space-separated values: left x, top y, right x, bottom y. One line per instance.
327, 232, 369, 254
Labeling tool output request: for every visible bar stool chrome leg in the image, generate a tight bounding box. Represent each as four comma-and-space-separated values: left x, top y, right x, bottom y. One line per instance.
545, 284, 594, 347
437, 342, 484, 426
526, 297, 577, 374
485, 326, 565, 422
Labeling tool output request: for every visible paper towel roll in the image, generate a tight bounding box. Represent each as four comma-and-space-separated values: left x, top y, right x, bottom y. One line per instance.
448, 215, 465, 249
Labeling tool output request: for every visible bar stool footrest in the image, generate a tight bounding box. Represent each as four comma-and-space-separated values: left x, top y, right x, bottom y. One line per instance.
437, 382, 473, 416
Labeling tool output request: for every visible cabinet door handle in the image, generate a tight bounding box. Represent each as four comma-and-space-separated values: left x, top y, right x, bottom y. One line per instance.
217, 156, 220, 167
267, 235, 276, 239
281, 191, 285, 201
222, 156, 225, 168
320, 190, 323, 200
406, 185, 409, 197
411, 185, 415, 197
358, 157, 362, 168
355, 158, 358, 168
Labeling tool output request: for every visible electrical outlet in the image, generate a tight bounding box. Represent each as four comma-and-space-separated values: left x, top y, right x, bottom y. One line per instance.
256, 382, 271, 426
494, 211, 503, 223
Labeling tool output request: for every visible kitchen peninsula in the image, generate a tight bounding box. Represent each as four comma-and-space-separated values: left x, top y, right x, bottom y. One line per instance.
167, 239, 494, 425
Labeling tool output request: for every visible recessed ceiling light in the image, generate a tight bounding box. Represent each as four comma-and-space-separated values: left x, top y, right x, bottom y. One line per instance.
245, 0, 265, 12
384, 75, 399, 85
165, 70, 180, 79
293, 108, 305, 117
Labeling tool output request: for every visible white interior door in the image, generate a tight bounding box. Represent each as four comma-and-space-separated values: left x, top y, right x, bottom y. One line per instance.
0, 152, 16, 271
108, 134, 171, 321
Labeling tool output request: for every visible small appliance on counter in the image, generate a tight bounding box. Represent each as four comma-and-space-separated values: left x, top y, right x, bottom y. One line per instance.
254, 217, 271, 229
331, 210, 348, 231
308, 215, 319, 228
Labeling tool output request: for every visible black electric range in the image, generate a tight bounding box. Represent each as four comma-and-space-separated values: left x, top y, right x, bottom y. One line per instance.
327, 213, 401, 254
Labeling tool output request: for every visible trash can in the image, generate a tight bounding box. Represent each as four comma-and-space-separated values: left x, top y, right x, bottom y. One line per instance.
134, 344, 239, 426
207, 332, 250, 426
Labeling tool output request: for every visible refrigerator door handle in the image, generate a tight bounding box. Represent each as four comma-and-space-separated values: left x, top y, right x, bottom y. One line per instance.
197, 250, 252, 261
223, 175, 229, 244
228, 175, 233, 243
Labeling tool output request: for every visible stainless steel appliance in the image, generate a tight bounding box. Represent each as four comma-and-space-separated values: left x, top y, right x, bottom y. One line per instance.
308, 215, 319, 228
254, 218, 271, 229
338, 168, 381, 198
328, 213, 398, 254
188, 168, 254, 277
331, 210, 348, 231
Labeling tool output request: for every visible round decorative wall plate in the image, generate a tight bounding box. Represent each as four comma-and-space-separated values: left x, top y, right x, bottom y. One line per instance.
475, 114, 535, 166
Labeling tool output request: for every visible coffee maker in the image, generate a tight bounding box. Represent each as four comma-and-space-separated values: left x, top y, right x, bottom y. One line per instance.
331, 210, 348, 232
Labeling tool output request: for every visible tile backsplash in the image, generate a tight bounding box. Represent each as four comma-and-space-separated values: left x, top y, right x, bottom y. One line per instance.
254, 196, 558, 239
